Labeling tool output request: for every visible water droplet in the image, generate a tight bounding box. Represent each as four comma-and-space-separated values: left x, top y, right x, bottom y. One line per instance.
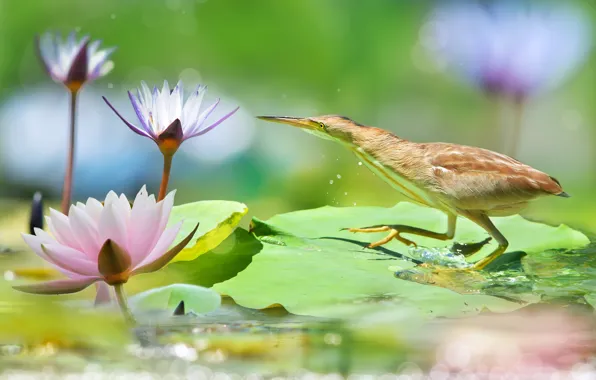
358, 162, 362, 166
3, 271, 15, 281
110, 14, 116, 20
353, 202, 357, 206
336, 174, 341, 179
329, 180, 334, 184
344, 192, 348, 196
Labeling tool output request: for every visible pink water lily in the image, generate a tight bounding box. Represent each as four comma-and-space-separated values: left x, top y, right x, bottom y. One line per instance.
15, 186, 197, 301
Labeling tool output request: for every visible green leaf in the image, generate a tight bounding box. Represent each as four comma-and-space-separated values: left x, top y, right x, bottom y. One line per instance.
130, 284, 221, 313
214, 202, 589, 317
258, 202, 589, 257
167, 201, 248, 262
170, 228, 263, 287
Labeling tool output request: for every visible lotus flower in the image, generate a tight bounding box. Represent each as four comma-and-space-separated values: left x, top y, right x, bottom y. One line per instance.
15, 186, 197, 298
423, 1, 592, 98
36, 31, 115, 92
103, 80, 239, 200
103, 80, 239, 156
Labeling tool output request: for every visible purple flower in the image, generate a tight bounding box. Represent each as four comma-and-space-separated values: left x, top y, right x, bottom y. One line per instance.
36, 31, 115, 92
103, 81, 239, 155
422, 1, 592, 98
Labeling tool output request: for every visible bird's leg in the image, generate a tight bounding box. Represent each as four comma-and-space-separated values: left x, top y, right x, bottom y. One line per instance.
463, 212, 509, 270
394, 213, 509, 289
342, 213, 457, 249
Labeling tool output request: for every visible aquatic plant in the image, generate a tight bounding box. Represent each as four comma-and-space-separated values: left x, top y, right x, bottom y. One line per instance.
36, 31, 115, 214
103, 81, 239, 200
15, 186, 198, 322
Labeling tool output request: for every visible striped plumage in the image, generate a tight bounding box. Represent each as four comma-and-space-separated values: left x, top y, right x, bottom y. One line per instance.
257, 114, 569, 270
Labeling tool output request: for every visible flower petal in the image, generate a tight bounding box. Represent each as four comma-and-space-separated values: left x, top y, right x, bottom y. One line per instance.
85, 198, 104, 224
48, 208, 82, 250
128, 91, 154, 138
133, 222, 197, 275
157, 189, 176, 234
103, 96, 154, 139
189, 106, 240, 139
68, 206, 101, 260
128, 194, 163, 266
184, 98, 219, 137
98, 203, 128, 251
22, 231, 84, 279
181, 85, 206, 132
14, 277, 99, 295
42, 243, 99, 276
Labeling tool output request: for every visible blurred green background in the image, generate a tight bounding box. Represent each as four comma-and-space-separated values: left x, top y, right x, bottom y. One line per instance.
0, 0, 594, 234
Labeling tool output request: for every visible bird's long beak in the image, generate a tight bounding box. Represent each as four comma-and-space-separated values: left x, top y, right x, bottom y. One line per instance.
257, 116, 319, 130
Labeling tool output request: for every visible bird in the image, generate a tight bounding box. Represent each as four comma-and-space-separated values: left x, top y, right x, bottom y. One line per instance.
257, 115, 569, 271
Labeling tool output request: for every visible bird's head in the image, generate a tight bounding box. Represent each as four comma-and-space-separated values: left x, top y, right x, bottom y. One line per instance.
257, 115, 364, 145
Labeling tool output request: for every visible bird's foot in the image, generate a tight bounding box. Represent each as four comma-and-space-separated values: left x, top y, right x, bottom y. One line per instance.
341, 225, 416, 248
451, 237, 492, 257
395, 264, 486, 290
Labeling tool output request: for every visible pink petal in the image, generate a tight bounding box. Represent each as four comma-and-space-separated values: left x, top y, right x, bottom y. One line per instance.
98, 203, 128, 251
42, 243, 99, 276
134, 222, 182, 269
14, 277, 99, 295
68, 206, 101, 260
47, 209, 82, 250
128, 197, 162, 267
22, 231, 85, 279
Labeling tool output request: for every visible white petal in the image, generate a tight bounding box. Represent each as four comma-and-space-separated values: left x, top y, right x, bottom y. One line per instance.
85, 198, 104, 224
181, 85, 206, 132
98, 203, 128, 251
157, 189, 176, 233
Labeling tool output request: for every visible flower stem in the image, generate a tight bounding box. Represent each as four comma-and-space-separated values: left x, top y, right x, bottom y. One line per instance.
114, 283, 135, 324
61, 90, 78, 215
158, 154, 173, 201
508, 97, 526, 158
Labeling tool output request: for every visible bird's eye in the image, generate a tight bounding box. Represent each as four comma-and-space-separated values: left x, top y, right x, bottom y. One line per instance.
318, 123, 326, 130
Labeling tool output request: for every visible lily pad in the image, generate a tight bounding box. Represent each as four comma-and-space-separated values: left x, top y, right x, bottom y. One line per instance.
168, 200, 248, 262
214, 202, 589, 317
130, 284, 221, 313
170, 228, 263, 287
257, 202, 589, 259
